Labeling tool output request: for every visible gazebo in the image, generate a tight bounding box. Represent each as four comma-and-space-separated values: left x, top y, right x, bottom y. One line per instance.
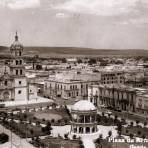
71, 100, 98, 134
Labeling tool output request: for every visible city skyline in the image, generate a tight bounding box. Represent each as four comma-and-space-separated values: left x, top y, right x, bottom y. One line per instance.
0, 0, 148, 49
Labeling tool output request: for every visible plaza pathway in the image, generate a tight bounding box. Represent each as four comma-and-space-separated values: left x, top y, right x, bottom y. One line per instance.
0, 124, 35, 148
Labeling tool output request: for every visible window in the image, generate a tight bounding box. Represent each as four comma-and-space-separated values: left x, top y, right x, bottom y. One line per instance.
19, 51, 21, 56
16, 70, 18, 75
20, 60, 22, 65
18, 90, 21, 94
4, 81, 7, 86
19, 81, 21, 85
20, 70, 23, 75
16, 60, 18, 65
70, 86, 72, 90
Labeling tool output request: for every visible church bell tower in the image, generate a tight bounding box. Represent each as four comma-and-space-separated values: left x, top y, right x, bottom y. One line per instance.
10, 32, 28, 101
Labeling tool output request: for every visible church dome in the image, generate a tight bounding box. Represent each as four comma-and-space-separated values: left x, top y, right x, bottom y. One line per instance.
10, 32, 23, 51
72, 100, 96, 111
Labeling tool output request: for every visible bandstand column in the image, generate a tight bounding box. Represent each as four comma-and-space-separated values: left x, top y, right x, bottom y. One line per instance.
77, 126, 79, 133
84, 127, 86, 134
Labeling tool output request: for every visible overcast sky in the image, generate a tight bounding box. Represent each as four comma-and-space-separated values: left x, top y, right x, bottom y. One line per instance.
0, 0, 148, 49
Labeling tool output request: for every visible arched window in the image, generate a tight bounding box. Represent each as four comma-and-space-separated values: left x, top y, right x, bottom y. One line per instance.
4, 81, 7, 86
86, 127, 90, 133
16, 60, 18, 65
20, 69, 23, 75
3, 91, 10, 100
79, 127, 83, 133
16, 70, 18, 75
20, 60, 22, 65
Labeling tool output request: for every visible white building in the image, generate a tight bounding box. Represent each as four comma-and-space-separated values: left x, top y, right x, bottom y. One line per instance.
44, 72, 100, 100
88, 84, 136, 112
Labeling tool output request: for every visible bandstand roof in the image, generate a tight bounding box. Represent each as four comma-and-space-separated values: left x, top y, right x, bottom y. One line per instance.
72, 100, 96, 111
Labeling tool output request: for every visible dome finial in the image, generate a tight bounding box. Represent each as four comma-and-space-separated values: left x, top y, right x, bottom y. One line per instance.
15, 31, 18, 41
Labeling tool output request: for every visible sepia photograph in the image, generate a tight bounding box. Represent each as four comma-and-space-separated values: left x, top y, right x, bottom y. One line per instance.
0, 0, 148, 148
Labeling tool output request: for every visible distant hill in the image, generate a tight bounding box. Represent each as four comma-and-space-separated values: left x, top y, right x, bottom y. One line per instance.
24, 47, 148, 57
0, 46, 9, 52
0, 46, 148, 58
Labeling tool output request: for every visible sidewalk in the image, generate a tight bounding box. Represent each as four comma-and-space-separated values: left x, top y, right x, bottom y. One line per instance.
0, 124, 35, 148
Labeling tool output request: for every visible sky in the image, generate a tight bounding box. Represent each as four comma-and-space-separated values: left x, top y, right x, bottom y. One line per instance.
0, 0, 148, 49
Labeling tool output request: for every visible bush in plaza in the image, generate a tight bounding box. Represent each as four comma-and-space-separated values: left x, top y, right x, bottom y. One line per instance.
122, 125, 148, 139
0, 133, 9, 144
144, 122, 147, 127
72, 134, 77, 140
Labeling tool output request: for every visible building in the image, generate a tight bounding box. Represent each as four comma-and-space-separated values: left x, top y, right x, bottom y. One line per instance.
0, 68, 15, 101
44, 72, 100, 100
88, 84, 136, 112
135, 88, 148, 115
88, 85, 100, 107
70, 100, 98, 134
136, 94, 148, 115
0, 32, 28, 102
100, 71, 125, 85
125, 73, 147, 88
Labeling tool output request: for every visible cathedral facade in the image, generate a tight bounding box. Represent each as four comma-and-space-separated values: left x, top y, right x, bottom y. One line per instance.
0, 32, 28, 102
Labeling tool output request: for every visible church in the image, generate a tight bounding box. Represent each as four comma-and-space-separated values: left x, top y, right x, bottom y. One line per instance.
0, 32, 28, 102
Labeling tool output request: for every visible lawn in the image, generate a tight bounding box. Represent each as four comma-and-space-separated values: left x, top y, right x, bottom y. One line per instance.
39, 137, 82, 148
34, 112, 62, 121
122, 125, 148, 138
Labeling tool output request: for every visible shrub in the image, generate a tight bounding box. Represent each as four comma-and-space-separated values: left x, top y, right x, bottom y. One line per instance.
0, 133, 9, 144
108, 131, 112, 137
73, 134, 77, 140
129, 133, 134, 139
137, 131, 141, 136
126, 130, 129, 134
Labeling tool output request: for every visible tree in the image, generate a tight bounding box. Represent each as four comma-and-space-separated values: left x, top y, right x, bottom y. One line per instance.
136, 120, 140, 126
142, 134, 146, 139
88, 58, 97, 65
0, 133, 9, 143
99, 134, 103, 140
129, 133, 134, 139
42, 118, 45, 122
144, 122, 147, 127
108, 131, 112, 137
137, 131, 141, 136
77, 59, 82, 64
64, 133, 68, 139
51, 119, 55, 124
61, 58, 67, 63
72, 134, 77, 140
30, 129, 34, 136
130, 121, 134, 127
42, 121, 52, 135
36, 64, 42, 70
117, 122, 122, 133
102, 112, 105, 117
